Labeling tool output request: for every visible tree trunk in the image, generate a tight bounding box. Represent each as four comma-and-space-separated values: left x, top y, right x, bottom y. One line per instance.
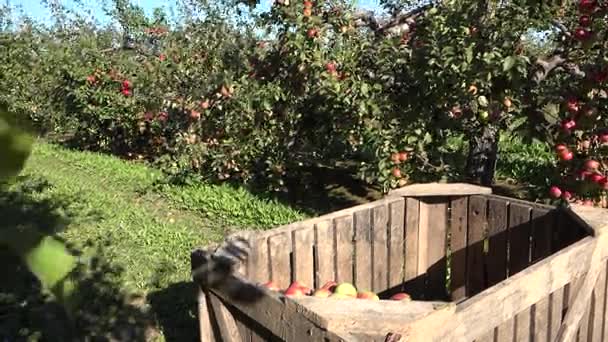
465, 126, 499, 187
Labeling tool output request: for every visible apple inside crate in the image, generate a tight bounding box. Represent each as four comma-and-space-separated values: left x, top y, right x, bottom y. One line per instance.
195, 183, 592, 342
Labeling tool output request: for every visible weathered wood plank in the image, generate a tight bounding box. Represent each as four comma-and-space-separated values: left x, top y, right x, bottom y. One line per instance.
550, 286, 566, 342
251, 236, 270, 284
531, 208, 554, 264
335, 215, 355, 284
449, 196, 468, 302
558, 268, 602, 342
208, 292, 242, 342
403, 198, 418, 284
508, 203, 532, 276
388, 182, 492, 197
198, 289, 217, 342
495, 318, 514, 342
589, 263, 606, 342
354, 209, 373, 292
424, 235, 601, 342
292, 226, 315, 289
417, 200, 430, 292
268, 233, 291, 289
421, 198, 448, 300
467, 195, 487, 297
515, 307, 532, 342
314, 219, 335, 287
487, 198, 509, 288
473, 330, 494, 342
387, 198, 406, 288
372, 204, 389, 292
210, 275, 347, 342
532, 296, 550, 342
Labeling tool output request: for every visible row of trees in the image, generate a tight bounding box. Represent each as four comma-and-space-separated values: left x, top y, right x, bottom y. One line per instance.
1, 0, 606, 202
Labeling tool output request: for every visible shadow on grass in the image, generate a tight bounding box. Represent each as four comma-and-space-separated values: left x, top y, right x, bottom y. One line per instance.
0, 176, 156, 341
147, 281, 199, 342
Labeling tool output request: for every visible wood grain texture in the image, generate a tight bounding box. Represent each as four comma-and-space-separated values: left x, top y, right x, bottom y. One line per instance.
251, 236, 270, 284
467, 195, 487, 297
514, 307, 532, 342
507, 203, 532, 277
372, 204, 389, 292
449, 196, 468, 302
403, 197, 418, 283
550, 286, 566, 342
292, 226, 315, 289
558, 269, 602, 342
390, 198, 407, 287
487, 198, 509, 287
388, 182, 492, 197
589, 264, 605, 342
268, 233, 292, 289
197, 289, 217, 342
334, 215, 355, 284
208, 292, 242, 342
354, 209, 373, 291
532, 296, 550, 342
495, 318, 514, 342
314, 219, 335, 287
421, 198, 448, 300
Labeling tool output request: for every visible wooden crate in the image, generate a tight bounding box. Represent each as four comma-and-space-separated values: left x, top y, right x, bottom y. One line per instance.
192, 183, 608, 342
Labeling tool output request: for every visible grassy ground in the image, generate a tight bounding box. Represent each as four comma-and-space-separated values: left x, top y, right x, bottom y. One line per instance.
1, 142, 306, 341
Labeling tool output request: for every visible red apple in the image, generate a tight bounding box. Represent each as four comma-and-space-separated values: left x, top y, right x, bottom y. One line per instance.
303, 7, 312, 16
555, 144, 568, 153
201, 100, 210, 109
325, 62, 337, 74
599, 133, 608, 143
391, 153, 401, 164
303, 0, 313, 7
579, 15, 592, 27
562, 191, 573, 201
559, 151, 574, 161
574, 27, 592, 41
579, 0, 597, 13
549, 186, 562, 199
398, 151, 408, 162
121, 89, 132, 97
590, 173, 606, 184
390, 293, 412, 301
585, 159, 600, 171
566, 98, 579, 114
190, 110, 201, 120
584, 199, 594, 207
261, 281, 280, 291
561, 118, 576, 131
581, 140, 591, 150
357, 291, 380, 300
284, 286, 305, 297
307, 28, 318, 38
122, 79, 132, 89
319, 281, 337, 292
392, 167, 402, 178
86, 75, 97, 84
157, 111, 168, 122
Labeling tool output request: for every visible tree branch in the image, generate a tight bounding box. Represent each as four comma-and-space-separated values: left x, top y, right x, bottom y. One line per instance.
352, 3, 436, 36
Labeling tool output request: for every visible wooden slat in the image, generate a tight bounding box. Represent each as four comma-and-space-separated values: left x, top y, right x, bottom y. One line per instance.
292, 226, 315, 289
449, 196, 468, 302
424, 235, 599, 341
550, 286, 566, 342
602, 262, 608, 342
487, 198, 509, 287
208, 292, 242, 342
315, 219, 336, 287
388, 182, 492, 197
268, 233, 291, 289
508, 203, 532, 277
372, 204, 389, 292
198, 289, 217, 342
589, 263, 606, 342
515, 307, 532, 342
251, 236, 270, 284
235, 320, 250, 342
421, 198, 448, 300
390, 198, 407, 287
467, 195, 487, 297
495, 318, 514, 342
354, 209, 373, 291
334, 215, 354, 284
403, 198, 418, 283
533, 296, 551, 342
474, 330, 494, 342
531, 208, 554, 263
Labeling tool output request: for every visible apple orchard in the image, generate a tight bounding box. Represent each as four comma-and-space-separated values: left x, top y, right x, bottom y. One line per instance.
1, 0, 607, 203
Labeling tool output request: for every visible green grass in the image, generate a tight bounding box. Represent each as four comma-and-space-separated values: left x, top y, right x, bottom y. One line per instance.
1, 141, 307, 341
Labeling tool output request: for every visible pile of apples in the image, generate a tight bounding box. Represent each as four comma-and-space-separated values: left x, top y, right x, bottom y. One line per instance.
260, 280, 412, 301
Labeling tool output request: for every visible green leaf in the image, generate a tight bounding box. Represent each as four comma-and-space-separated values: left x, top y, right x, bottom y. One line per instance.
502, 56, 516, 72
